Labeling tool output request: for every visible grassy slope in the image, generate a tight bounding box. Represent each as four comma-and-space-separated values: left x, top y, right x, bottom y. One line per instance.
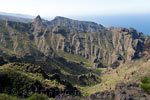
80, 59, 150, 96
56, 51, 102, 86
0, 63, 64, 89
0, 93, 52, 100
57, 51, 93, 68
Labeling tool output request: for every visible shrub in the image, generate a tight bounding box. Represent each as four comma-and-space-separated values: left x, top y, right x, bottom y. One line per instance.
141, 84, 150, 93
49, 98, 55, 100
0, 94, 21, 100
0, 93, 47, 100
141, 76, 150, 94
141, 77, 150, 83
27, 94, 47, 100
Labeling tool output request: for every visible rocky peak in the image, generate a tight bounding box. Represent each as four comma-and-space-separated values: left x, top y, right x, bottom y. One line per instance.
33, 15, 42, 23
49, 16, 104, 32
32, 15, 43, 30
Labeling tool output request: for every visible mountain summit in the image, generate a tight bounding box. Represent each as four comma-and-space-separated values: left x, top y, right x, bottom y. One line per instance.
49, 16, 104, 32
0, 16, 148, 68
33, 15, 42, 22
32, 15, 44, 30
0, 15, 150, 100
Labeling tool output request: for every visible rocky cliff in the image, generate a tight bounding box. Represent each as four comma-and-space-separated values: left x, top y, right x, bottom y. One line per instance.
0, 16, 148, 68
48, 16, 104, 32
0, 15, 150, 100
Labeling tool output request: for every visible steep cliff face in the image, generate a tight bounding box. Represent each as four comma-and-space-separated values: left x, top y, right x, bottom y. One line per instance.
139, 39, 150, 60
0, 15, 150, 99
48, 16, 104, 32
42, 26, 147, 67
0, 20, 36, 56
0, 16, 148, 68
31, 16, 55, 57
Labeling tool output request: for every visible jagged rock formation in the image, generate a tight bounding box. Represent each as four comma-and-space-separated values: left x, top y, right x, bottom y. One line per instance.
0, 15, 150, 100
49, 16, 104, 32
0, 15, 148, 69
140, 39, 150, 60
32, 15, 44, 30
77, 73, 100, 86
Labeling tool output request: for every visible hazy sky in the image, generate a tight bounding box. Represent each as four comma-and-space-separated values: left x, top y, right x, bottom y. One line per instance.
0, 0, 150, 17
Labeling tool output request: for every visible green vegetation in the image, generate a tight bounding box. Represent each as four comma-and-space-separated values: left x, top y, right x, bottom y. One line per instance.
0, 63, 64, 88
0, 93, 48, 100
141, 76, 150, 94
0, 63, 63, 98
0, 15, 149, 99
27, 94, 47, 100
57, 51, 91, 67
79, 59, 150, 95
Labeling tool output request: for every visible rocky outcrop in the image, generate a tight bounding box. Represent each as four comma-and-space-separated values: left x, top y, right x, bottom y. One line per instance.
140, 39, 150, 60
55, 94, 80, 100
85, 82, 150, 100
32, 15, 43, 31
50, 27, 148, 67
77, 73, 99, 86
0, 16, 149, 68
0, 56, 7, 66
49, 16, 104, 32
86, 91, 115, 100
111, 61, 120, 69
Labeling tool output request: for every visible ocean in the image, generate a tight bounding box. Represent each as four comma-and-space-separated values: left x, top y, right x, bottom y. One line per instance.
71, 14, 150, 35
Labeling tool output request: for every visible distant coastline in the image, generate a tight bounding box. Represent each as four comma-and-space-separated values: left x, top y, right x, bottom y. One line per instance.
70, 14, 150, 35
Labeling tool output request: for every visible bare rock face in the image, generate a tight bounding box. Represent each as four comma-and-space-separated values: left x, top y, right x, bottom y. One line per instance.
49, 16, 104, 32
49, 27, 148, 67
140, 39, 150, 60
0, 16, 149, 68
32, 15, 43, 30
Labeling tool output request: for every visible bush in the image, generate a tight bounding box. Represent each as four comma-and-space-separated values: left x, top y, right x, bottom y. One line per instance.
141, 84, 150, 93
141, 76, 150, 94
0, 94, 21, 100
27, 94, 47, 100
0, 94, 47, 100
141, 77, 150, 83
49, 98, 55, 100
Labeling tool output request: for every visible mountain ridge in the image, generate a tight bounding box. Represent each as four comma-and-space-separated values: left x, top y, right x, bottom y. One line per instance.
0, 15, 149, 67
0, 15, 150, 99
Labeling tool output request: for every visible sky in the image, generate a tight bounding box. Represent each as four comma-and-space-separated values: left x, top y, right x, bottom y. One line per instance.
0, 0, 150, 34
0, 0, 150, 17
